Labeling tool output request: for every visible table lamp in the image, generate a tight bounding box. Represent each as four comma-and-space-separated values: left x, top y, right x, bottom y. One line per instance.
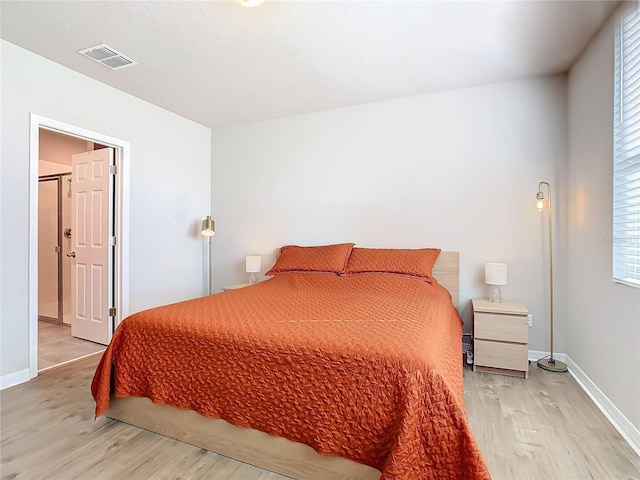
485, 262, 507, 303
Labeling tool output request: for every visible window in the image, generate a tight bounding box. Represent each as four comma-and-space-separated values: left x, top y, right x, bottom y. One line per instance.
613, 5, 640, 287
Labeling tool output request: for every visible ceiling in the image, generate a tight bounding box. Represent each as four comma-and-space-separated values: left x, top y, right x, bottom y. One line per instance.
0, 0, 619, 129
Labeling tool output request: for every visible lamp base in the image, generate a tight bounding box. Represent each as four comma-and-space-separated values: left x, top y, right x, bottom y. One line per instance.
537, 356, 568, 373
249, 273, 257, 285
488, 285, 502, 303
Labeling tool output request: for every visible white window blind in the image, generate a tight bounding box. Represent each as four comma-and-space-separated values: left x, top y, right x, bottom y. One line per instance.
613, 5, 640, 287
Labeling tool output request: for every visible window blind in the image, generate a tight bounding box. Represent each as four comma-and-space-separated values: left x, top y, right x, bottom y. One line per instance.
613, 5, 640, 287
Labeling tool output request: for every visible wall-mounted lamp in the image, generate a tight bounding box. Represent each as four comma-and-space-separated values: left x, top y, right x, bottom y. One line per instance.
246, 255, 261, 285
201, 215, 215, 294
535, 181, 567, 373
485, 263, 507, 303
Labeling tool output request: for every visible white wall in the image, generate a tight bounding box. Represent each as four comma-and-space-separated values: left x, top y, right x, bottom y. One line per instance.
39, 159, 74, 176
0, 40, 211, 382
39, 129, 89, 167
211, 76, 568, 351
567, 7, 640, 430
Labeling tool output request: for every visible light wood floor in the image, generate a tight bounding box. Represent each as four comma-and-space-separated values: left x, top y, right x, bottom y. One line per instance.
1, 357, 639, 480
463, 364, 640, 479
38, 321, 105, 371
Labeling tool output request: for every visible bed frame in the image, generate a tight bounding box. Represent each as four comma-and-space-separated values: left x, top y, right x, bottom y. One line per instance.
107, 251, 460, 480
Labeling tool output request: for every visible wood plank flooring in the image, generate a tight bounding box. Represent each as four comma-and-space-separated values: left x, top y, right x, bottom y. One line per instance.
1, 357, 639, 479
38, 321, 105, 371
463, 364, 640, 480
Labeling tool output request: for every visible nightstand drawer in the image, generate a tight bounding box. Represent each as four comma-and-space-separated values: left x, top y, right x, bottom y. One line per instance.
474, 312, 528, 343
475, 339, 529, 372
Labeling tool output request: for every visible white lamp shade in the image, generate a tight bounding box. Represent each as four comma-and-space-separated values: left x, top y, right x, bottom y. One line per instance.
485, 263, 507, 285
246, 255, 262, 273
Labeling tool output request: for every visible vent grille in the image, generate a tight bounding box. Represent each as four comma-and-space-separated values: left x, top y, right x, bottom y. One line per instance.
78, 44, 137, 70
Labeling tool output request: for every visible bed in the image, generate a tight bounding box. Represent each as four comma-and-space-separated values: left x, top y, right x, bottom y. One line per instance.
92, 246, 490, 480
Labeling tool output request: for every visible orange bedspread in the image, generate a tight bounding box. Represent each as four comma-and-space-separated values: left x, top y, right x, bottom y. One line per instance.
92, 273, 490, 480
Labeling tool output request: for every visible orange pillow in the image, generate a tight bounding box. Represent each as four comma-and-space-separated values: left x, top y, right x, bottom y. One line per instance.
344, 247, 441, 281
265, 243, 355, 275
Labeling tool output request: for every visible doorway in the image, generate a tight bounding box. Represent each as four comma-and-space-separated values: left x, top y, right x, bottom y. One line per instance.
37, 134, 107, 371
29, 114, 130, 378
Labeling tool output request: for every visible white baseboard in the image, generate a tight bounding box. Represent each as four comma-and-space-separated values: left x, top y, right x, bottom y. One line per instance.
565, 355, 640, 458
0, 368, 31, 390
528, 349, 640, 457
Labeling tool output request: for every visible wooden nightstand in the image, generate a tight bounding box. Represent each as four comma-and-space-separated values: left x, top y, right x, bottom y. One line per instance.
223, 283, 250, 291
472, 298, 529, 378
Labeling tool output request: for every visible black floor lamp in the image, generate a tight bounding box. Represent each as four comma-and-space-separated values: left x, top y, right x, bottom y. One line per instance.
535, 181, 567, 373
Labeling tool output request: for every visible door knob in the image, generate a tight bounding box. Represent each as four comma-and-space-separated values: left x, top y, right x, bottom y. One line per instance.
67, 252, 76, 258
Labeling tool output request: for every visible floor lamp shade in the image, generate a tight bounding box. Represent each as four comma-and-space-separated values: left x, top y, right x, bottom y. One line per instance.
485, 263, 507, 303
201, 215, 215, 237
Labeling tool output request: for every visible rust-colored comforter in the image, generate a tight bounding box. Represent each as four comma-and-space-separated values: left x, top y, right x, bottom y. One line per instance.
92, 273, 490, 480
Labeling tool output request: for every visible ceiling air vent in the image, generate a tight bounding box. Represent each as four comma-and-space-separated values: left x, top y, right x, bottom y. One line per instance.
78, 44, 137, 70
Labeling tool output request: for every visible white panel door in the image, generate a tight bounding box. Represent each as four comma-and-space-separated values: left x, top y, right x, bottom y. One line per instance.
70, 149, 113, 345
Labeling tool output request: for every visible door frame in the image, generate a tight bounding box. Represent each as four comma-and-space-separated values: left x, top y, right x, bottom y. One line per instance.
28, 114, 130, 379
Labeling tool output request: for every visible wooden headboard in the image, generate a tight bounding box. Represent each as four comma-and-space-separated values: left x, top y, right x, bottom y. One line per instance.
432, 251, 459, 309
